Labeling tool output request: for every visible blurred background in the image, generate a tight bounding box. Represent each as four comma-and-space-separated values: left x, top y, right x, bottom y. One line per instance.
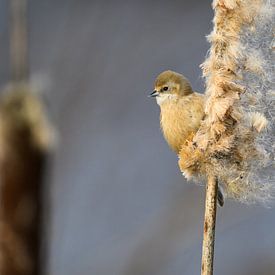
0, 0, 274, 274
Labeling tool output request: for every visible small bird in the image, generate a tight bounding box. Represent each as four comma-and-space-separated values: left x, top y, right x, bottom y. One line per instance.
149, 70, 224, 206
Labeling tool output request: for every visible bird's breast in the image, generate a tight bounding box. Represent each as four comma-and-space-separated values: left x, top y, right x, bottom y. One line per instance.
160, 94, 204, 153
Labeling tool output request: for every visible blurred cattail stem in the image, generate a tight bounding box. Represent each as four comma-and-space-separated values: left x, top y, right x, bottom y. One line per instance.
10, 0, 29, 83
201, 175, 218, 275
0, 0, 54, 274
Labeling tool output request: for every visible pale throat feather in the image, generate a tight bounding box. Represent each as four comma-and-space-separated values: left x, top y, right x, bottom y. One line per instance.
156, 93, 177, 105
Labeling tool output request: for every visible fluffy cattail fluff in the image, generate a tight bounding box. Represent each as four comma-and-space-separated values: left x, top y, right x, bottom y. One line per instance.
178, 0, 274, 204
0, 84, 56, 161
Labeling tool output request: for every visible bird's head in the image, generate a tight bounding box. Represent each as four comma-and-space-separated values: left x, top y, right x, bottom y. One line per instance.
149, 70, 193, 105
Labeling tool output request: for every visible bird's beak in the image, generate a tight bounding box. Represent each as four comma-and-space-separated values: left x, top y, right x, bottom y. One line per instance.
148, 90, 159, 97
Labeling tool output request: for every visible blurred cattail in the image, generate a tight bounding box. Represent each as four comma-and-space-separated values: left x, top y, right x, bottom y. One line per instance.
0, 0, 56, 274
0, 84, 55, 275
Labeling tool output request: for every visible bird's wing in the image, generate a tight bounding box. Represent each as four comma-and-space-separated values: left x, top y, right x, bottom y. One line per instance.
178, 0, 274, 204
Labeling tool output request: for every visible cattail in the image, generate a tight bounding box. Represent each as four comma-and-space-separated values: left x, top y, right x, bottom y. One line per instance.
0, 84, 55, 275
0, 0, 55, 274
178, 0, 274, 204
177, 1, 274, 274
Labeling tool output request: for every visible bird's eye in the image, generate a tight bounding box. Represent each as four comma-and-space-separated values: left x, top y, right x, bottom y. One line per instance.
163, 86, 168, 91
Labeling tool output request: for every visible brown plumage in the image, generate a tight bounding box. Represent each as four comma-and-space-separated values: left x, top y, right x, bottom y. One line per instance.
150, 1, 274, 205
151, 70, 205, 153
150, 70, 225, 206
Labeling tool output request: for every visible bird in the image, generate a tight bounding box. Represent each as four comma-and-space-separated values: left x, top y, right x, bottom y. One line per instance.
149, 70, 224, 206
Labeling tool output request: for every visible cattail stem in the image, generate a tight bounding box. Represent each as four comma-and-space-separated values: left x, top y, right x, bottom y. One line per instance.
201, 175, 218, 275
0, 1, 47, 274
10, 0, 29, 83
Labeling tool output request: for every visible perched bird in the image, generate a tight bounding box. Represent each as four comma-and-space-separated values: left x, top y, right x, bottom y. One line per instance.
149, 70, 224, 206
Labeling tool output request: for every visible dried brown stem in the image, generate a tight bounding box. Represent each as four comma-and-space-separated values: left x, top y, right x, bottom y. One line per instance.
0, 86, 54, 275
0, 1, 48, 274
10, 0, 29, 83
201, 175, 218, 275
